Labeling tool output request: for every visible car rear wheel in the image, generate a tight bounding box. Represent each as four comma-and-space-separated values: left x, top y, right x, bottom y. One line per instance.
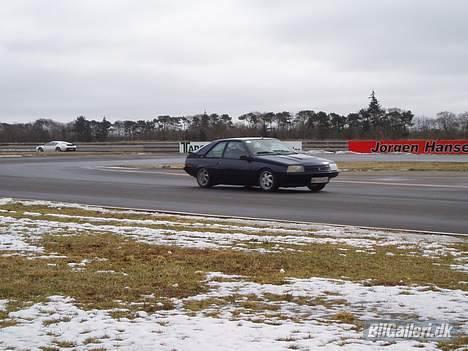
55, 147, 62, 152
196, 168, 213, 188
259, 169, 278, 192
37, 147, 44, 152
307, 184, 326, 192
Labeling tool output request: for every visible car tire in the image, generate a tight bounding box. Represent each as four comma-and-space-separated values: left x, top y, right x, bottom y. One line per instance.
55, 147, 62, 152
307, 184, 326, 192
258, 169, 278, 192
37, 147, 44, 152
196, 168, 213, 188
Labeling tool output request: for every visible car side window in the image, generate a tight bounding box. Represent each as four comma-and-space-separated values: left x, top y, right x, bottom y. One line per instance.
205, 142, 227, 158
224, 141, 249, 159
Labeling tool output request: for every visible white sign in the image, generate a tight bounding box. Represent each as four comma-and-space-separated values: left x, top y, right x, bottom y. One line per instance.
284, 141, 302, 152
179, 141, 302, 153
179, 141, 211, 153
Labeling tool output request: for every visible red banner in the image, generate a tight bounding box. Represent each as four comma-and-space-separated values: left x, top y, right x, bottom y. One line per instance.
348, 140, 468, 154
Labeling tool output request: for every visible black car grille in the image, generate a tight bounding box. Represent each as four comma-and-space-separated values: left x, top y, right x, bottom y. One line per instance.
305, 165, 330, 172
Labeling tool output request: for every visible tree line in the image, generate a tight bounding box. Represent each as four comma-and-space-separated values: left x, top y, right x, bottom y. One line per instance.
1, 92, 467, 143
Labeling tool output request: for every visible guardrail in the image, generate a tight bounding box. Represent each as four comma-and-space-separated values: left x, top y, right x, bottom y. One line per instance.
302, 140, 348, 152
0, 140, 348, 154
0, 142, 179, 153
0, 143, 37, 153
77, 142, 179, 153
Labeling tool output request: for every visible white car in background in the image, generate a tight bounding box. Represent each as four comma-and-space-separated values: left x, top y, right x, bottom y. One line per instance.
36, 141, 77, 152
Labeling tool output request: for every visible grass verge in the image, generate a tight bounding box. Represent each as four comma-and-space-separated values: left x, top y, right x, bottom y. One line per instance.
0, 202, 302, 232
0, 232, 466, 322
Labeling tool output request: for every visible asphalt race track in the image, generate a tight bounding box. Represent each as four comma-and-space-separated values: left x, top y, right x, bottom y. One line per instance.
0, 154, 467, 234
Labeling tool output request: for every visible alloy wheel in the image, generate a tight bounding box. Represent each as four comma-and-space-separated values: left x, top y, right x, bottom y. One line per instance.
259, 170, 276, 191
197, 168, 211, 188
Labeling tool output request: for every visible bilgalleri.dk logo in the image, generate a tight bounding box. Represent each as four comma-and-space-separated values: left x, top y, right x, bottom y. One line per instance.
362, 320, 462, 341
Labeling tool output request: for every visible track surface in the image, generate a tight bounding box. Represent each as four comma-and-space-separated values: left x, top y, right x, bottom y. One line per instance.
0, 155, 467, 234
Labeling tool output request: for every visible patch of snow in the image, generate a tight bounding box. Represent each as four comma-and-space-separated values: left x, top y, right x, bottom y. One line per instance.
451, 264, 468, 273
0, 198, 14, 205
23, 211, 42, 217
2, 275, 466, 351
0, 232, 43, 253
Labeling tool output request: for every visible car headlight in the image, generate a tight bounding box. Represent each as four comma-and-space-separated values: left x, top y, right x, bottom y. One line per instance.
328, 162, 338, 171
287, 165, 304, 173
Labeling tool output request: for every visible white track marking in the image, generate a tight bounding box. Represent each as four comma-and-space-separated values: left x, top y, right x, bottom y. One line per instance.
334, 180, 468, 189
98, 167, 189, 176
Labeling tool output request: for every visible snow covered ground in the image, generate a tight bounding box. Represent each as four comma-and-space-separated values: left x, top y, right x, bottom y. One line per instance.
1, 275, 466, 351
0, 198, 466, 350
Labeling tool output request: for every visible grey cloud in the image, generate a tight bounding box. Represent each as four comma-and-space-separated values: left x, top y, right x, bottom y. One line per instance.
269, 1, 468, 74
0, 0, 467, 122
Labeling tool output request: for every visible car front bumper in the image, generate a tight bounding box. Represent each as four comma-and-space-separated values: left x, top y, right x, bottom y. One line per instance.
276, 171, 339, 187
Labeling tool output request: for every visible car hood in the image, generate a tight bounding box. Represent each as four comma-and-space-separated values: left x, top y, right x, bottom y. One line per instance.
255, 153, 333, 166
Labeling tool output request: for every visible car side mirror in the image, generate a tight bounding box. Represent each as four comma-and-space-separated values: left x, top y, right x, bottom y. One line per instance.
239, 155, 251, 161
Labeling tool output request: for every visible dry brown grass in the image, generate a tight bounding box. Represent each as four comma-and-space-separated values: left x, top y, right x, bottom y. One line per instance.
331, 311, 358, 324
0, 234, 206, 313
437, 336, 468, 351
184, 298, 228, 312
262, 293, 348, 308
0, 232, 465, 322
330, 311, 363, 330
53, 340, 76, 348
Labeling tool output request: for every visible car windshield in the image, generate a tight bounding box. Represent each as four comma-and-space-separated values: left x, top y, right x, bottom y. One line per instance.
245, 139, 295, 155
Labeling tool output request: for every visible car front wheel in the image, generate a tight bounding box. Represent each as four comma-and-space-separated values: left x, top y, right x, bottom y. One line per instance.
55, 147, 62, 152
259, 169, 278, 192
196, 168, 213, 188
307, 184, 326, 192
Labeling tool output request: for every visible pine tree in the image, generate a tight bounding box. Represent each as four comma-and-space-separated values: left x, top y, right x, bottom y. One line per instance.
367, 90, 385, 130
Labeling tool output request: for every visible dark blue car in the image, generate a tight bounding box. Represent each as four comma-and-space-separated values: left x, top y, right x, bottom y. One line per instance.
184, 137, 339, 192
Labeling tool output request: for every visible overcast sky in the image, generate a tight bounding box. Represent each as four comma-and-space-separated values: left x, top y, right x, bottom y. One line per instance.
1, 0, 467, 123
